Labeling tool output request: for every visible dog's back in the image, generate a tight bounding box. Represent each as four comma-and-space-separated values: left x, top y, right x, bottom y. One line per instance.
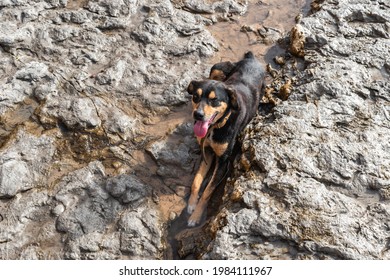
225, 51, 264, 130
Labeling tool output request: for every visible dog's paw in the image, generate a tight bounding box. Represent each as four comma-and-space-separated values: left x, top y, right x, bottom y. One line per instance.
187, 210, 202, 227
187, 215, 200, 227
187, 203, 196, 214
187, 194, 198, 214
187, 219, 198, 227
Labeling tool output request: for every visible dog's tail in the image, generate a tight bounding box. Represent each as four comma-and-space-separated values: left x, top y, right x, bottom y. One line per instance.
244, 51, 255, 59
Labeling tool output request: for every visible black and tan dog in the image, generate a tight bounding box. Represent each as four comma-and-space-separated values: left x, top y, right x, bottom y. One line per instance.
186, 51, 265, 226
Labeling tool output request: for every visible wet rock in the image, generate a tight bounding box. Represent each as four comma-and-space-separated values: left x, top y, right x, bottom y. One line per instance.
241, 24, 283, 45
258, 26, 283, 45
206, 0, 390, 260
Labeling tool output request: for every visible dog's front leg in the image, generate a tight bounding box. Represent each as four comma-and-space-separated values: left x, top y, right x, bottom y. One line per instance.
187, 151, 214, 214
188, 157, 228, 227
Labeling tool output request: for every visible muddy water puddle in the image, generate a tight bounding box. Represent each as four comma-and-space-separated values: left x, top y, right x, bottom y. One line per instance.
207, 0, 311, 65
66, 0, 89, 10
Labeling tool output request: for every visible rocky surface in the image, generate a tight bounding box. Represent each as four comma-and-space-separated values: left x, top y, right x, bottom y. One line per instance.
204, 0, 390, 260
0, 0, 226, 259
1, 0, 389, 260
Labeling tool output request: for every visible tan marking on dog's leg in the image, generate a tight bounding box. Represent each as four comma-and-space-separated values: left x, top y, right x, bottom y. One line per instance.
187, 151, 214, 214
188, 160, 221, 227
209, 69, 226, 81
210, 142, 228, 157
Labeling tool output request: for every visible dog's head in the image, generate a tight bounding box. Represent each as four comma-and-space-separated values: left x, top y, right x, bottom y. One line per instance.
187, 80, 238, 138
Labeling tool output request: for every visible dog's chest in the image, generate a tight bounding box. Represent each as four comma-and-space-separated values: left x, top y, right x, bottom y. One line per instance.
198, 129, 228, 157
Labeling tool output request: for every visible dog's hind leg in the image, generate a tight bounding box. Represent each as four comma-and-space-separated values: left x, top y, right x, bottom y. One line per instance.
187, 150, 214, 214
188, 158, 228, 227
209, 61, 236, 81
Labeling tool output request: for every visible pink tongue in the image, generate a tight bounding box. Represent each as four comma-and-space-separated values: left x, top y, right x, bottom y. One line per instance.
194, 120, 209, 138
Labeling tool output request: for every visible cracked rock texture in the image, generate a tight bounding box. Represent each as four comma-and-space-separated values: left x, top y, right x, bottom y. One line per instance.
0, 0, 237, 259
206, 0, 390, 260
1, 0, 389, 260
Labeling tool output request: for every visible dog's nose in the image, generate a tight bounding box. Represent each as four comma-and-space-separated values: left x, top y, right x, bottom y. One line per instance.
193, 110, 204, 121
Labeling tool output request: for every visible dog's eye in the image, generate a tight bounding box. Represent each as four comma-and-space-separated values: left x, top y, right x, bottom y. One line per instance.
209, 98, 219, 107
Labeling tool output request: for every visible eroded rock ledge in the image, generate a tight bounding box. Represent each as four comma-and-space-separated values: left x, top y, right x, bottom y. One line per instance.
205, 0, 390, 260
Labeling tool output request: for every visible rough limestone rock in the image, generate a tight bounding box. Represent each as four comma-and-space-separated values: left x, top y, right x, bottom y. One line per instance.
0, 130, 55, 198
1, 0, 388, 260
0, 0, 244, 259
0, 0, 214, 259
146, 122, 199, 178
54, 162, 162, 259
206, 0, 390, 260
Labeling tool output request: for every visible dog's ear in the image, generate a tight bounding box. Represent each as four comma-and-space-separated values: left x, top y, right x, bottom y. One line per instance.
226, 87, 239, 110
187, 80, 200, 95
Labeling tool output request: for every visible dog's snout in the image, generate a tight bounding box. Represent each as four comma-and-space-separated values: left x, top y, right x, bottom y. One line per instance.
193, 110, 204, 121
